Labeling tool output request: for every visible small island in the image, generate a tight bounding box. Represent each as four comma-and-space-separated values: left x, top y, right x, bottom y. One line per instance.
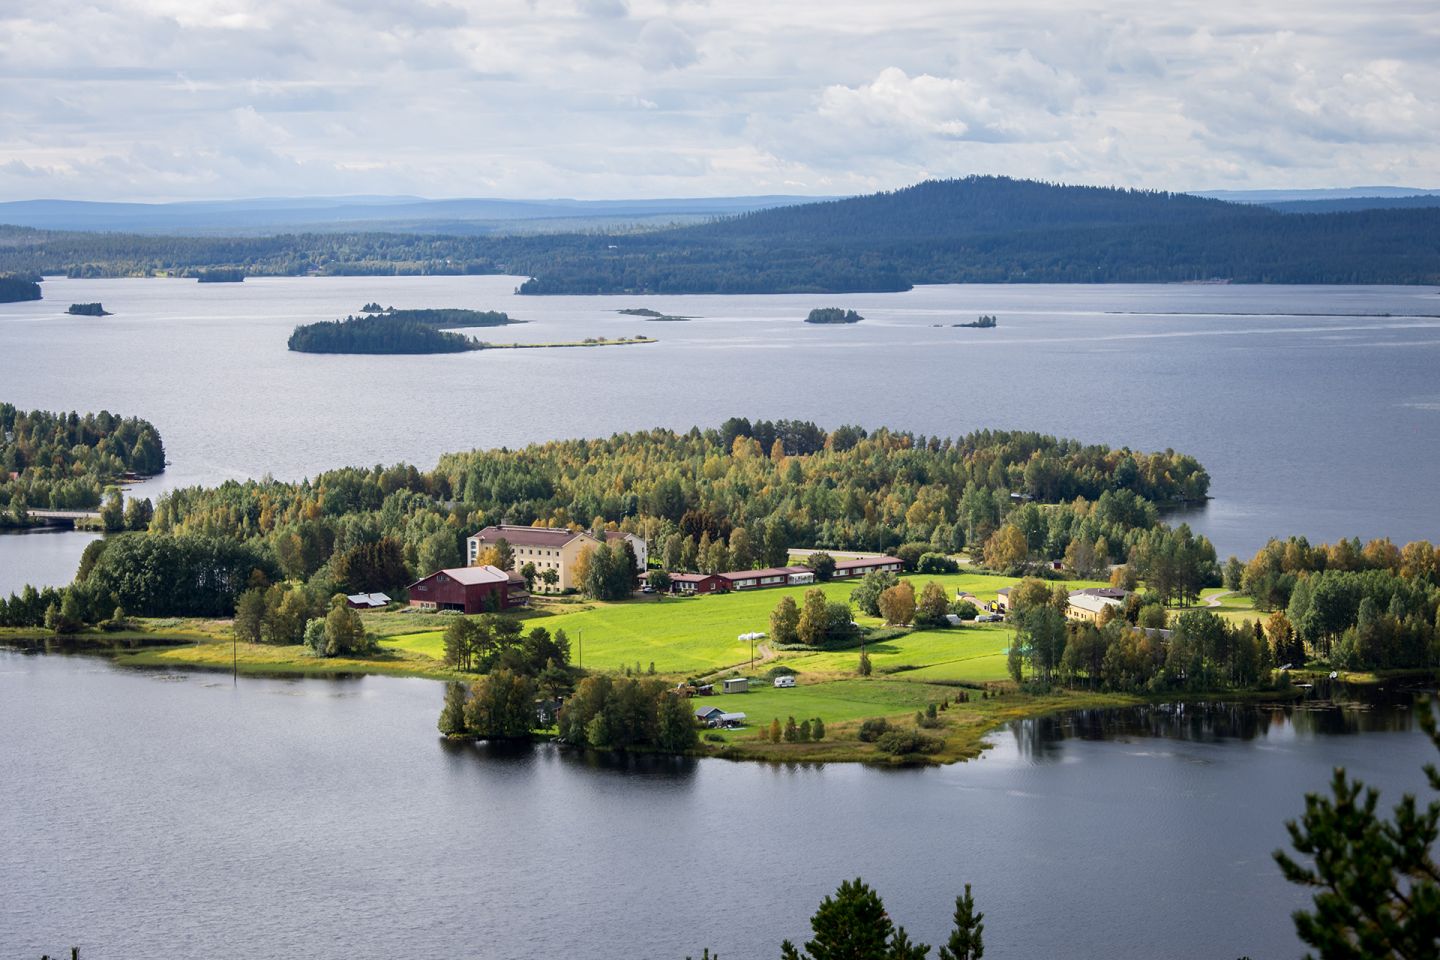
955, 314, 997, 328
806, 307, 863, 324
0, 275, 43, 303
289, 311, 654, 354
194, 268, 246, 283
618, 307, 694, 322
67, 302, 111, 317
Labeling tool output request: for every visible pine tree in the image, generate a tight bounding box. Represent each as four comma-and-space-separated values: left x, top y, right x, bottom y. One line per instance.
769, 717, 782, 743
780, 878, 927, 960
1274, 698, 1440, 959
811, 717, 826, 741
937, 884, 985, 960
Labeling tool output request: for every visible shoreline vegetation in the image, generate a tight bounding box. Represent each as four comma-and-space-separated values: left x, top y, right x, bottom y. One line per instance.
66, 302, 110, 316
806, 307, 863, 324
0, 404, 165, 528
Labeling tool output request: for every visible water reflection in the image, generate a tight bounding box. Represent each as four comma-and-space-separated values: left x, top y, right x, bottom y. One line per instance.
1008, 685, 1432, 762
439, 735, 701, 781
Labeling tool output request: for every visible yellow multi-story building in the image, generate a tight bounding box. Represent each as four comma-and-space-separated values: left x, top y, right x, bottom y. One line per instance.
466, 525, 646, 594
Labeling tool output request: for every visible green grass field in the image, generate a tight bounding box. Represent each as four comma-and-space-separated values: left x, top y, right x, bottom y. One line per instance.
381, 571, 1097, 677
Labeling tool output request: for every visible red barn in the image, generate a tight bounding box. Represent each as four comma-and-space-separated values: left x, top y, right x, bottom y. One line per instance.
407, 566, 527, 613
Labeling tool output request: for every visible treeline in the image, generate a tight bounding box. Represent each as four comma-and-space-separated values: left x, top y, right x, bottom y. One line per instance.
1004, 581, 1282, 692
1231, 535, 1440, 671
0, 532, 276, 627
287, 314, 481, 354
0, 404, 165, 519
0, 275, 42, 302
77, 422, 1204, 617
5, 177, 1437, 291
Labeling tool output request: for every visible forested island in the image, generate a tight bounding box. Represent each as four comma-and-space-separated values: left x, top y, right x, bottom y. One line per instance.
288, 311, 650, 354
957, 314, 997, 328
289, 315, 482, 353
0, 275, 42, 302
806, 307, 863, 324
0, 404, 164, 524
66, 302, 110, 316
3, 178, 1438, 292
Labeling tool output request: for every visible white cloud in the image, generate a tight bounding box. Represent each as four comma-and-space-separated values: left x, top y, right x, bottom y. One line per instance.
0, 0, 1436, 199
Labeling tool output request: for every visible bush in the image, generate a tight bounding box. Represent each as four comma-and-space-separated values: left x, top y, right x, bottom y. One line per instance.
876, 730, 943, 755
765, 665, 798, 680
704, 732, 726, 743
857, 717, 891, 742
916, 552, 960, 574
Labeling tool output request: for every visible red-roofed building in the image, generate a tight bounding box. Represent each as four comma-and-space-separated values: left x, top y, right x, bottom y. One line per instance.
407, 565, 527, 613
669, 573, 723, 595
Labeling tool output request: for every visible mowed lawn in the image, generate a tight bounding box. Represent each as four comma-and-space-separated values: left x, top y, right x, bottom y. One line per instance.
781, 623, 1014, 683
381, 570, 1099, 678
697, 678, 955, 732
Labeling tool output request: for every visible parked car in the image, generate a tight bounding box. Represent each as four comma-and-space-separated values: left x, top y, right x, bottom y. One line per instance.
773, 675, 796, 688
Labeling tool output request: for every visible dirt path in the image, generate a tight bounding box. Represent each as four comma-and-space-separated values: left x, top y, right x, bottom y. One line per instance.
1205, 591, 1235, 608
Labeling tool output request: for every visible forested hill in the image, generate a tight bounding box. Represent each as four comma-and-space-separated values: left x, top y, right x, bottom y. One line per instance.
2, 176, 1438, 291
674, 177, 1271, 244
514, 179, 1440, 292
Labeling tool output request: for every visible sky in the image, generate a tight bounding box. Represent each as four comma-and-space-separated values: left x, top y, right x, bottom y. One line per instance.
1, 0, 1437, 201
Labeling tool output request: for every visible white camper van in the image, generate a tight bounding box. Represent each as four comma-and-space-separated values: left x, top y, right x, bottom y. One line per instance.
773, 675, 796, 688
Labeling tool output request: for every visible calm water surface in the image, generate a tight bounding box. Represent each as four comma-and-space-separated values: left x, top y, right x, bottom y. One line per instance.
1, 276, 1438, 595
1, 650, 1434, 960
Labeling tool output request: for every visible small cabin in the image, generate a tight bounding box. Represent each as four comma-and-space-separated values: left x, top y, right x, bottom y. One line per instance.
345, 592, 391, 610
722, 677, 749, 694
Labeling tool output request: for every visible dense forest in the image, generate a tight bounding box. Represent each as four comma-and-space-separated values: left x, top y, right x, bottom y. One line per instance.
0, 275, 42, 302
2, 177, 1437, 291
0, 404, 165, 519
287, 314, 484, 354
1229, 535, 1440, 671
0, 419, 1206, 624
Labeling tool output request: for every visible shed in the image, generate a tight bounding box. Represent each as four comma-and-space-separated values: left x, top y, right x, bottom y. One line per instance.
722, 677, 749, 694
694, 706, 726, 724
717, 712, 747, 727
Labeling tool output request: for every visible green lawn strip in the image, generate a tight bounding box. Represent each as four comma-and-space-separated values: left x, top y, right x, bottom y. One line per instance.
114, 640, 463, 680
382, 571, 1103, 677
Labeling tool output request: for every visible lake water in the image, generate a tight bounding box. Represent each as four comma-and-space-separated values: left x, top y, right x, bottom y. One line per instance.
1, 649, 1434, 960
1, 275, 1439, 596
